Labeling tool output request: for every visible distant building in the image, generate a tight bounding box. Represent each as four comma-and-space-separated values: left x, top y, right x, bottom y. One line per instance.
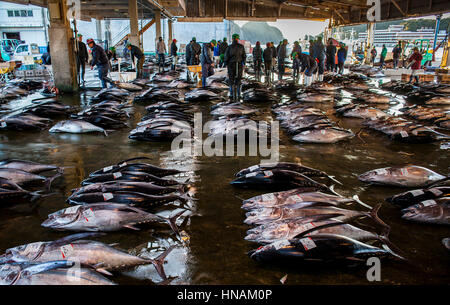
358, 24, 447, 47
0, 2, 48, 47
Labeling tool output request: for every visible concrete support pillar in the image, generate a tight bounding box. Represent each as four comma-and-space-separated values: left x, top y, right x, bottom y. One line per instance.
128, 0, 140, 47
365, 22, 374, 64
95, 19, 102, 43
432, 14, 442, 62
104, 19, 112, 49
47, 0, 77, 91
168, 19, 173, 49
155, 9, 161, 50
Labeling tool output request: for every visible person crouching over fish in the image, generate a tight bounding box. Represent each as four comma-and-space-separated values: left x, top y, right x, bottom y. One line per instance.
299, 52, 318, 86
87, 39, 110, 88
407, 47, 423, 84
224, 33, 246, 101
201, 40, 215, 88
127, 42, 145, 79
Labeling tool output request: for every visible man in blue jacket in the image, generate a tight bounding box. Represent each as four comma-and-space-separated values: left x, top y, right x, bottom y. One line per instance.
200, 40, 215, 88
87, 38, 109, 88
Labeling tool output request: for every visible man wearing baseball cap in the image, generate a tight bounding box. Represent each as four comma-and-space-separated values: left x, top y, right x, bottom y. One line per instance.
87, 38, 109, 88
224, 33, 246, 100
127, 42, 144, 78
170, 39, 178, 71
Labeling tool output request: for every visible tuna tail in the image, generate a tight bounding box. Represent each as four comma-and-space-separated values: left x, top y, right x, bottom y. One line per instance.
147, 245, 175, 281
368, 203, 391, 236
378, 229, 408, 262
165, 210, 185, 236
352, 195, 373, 210
44, 167, 64, 191
355, 128, 366, 143
328, 184, 344, 197
427, 176, 450, 188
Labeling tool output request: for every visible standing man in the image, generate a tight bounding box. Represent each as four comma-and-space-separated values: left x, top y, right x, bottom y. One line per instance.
156, 37, 167, 73
185, 39, 193, 81
407, 47, 423, 84
291, 41, 301, 59
270, 42, 277, 82
337, 43, 347, 74
224, 33, 246, 101
263, 42, 272, 84
252, 41, 263, 82
380, 44, 387, 68
200, 40, 215, 88
190, 37, 201, 65
392, 44, 401, 69
127, 42, 144, 78
370, 46, 377, 66
170, 39, 178, 71
313, 36, 325, 82
219, 37, 228, 67
87, 38, 109, 88
277, 39, 288, 81
325, 38, 336, 72
292, 52, 300, 83
213, 41, 220, 66
123, 36, 129, 59
75, 34, 88, 85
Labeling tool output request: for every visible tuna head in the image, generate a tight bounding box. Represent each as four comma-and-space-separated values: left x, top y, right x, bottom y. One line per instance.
41, 206, 82, 230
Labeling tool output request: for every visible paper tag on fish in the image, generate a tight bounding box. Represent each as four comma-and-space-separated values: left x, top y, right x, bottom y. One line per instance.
103, 193, 114, 201
246, 172, 258, 178
375, 169, 387, 175
421, 200, 437, 207
320, 130, 326, 135
119, 162, 127, 167
299, 237, 317, 251
400, 168, 408, 176
0, 121, 6, 128
400, 131, 409, 138
299, 222, 315, 233
428, 188, 443, 197
65, 206, 81, 214
103, 166, 113, 172
264, 171, 273, 177
272, 240, 290, 250
113, 172, 122, 179
23, 242, 44, 255
83, 208, 95, 221
261, 193, 276, 201
248, 165, 259, 171
287, 194, 303, 202
60, 244, 74, 259
410, 189, 424, 197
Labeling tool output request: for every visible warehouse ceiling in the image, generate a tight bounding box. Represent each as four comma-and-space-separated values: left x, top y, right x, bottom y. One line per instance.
2, 0, 450, 25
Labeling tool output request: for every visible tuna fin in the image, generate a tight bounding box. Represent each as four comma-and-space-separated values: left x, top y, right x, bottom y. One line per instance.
96, 268, 113, 276
352, 195, 373, 210
103, 130, 108, 137
327, 175, 343, 185
123, 225, 140, 231
148, 245, 175, 281
368, 203, 391, 235
52, 233, 106, 246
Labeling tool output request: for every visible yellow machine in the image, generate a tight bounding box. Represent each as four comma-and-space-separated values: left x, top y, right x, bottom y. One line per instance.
187, 65, 202, 87
441, 36, 450, 68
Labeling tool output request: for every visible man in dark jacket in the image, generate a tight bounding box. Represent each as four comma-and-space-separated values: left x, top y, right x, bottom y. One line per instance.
312, 37, 325, 81
252, 41, 263, 82
224, 33, 246, 100
277, 39, 288, 80
190, 37, 201, 65
76, 34, 88, 84
200, 40, 215, 88
127, 42, 144, 79
392, 44, 402, 69
270, 42, 277, 81
263, 43, 272, 84
325, 38, 336, 72
299, 52, 318, 86
170, 39, 178, 70
219, 37, 228, 67
291, 41, 301, 59
87, 38, 109, 88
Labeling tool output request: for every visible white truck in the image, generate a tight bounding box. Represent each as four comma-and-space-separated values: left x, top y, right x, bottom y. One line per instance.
12, 43, 42, 62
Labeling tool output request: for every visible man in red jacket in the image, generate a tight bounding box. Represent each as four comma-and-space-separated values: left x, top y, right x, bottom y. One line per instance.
408, 47, 423, 84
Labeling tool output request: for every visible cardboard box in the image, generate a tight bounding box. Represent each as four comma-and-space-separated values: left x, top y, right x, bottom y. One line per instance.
438, 74, 450, 84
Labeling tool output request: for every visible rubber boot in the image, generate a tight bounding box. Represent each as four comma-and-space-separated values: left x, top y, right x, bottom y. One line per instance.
229, 86, 234, 100
237, 85, 241, 100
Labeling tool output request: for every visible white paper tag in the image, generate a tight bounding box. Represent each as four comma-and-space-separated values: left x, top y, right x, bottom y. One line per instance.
264, 171, 273, 177
119, 162, 127, 167
83, 208, 95, 221
65, 206, 81, 214
248, 165, 259, 171
320, 129, 326, 135
261, 193, 276, 201
103, 166, 113, 172
113, 172, 122, 179
288, 194, 303, 202
272, 240, 290, 250
400, 131, 408, 138
246, 172, 258, 178
0, 121, 6, 128
410, 189, 424, 197
299, 237, 317, 251
299, 222, 316, 233
428, 188, 443, 197
421, 200, 436, 207
103, 193, 114, 201
400, 168, 408, 176
60, 244, 74, 259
